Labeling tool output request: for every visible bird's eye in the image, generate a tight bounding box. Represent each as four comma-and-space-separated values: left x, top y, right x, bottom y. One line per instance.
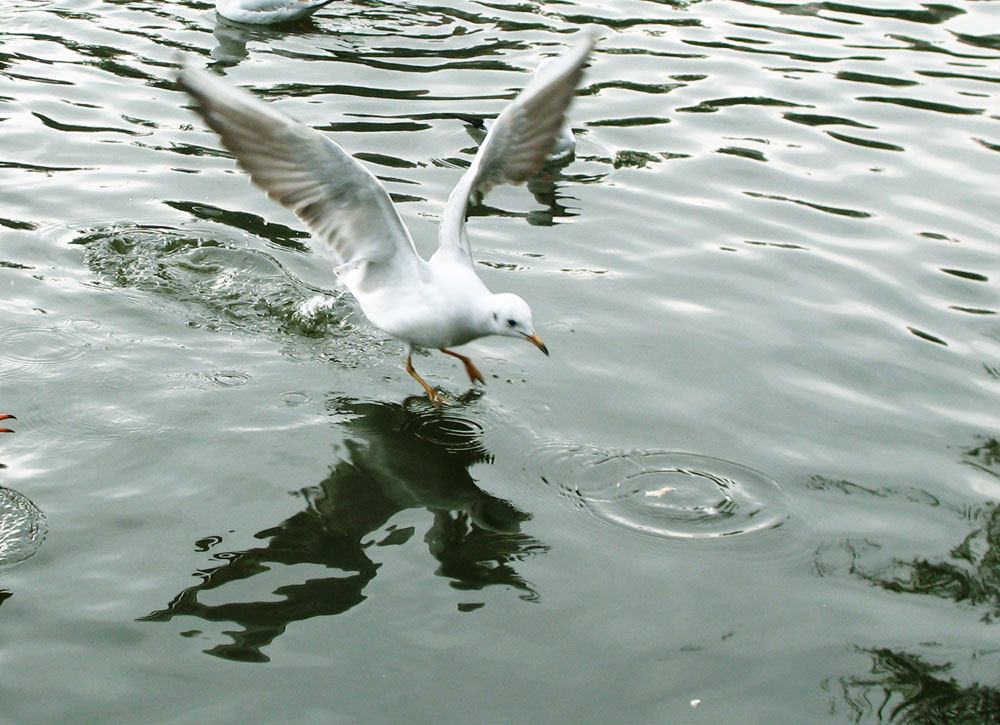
507, 319, 516, 327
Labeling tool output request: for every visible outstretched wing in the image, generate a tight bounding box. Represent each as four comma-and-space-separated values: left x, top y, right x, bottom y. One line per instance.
178, 66, 425, 283
437, 29, 598, 261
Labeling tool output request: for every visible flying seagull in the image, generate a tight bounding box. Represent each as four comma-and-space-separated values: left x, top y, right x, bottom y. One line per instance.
178, 30, 597, 403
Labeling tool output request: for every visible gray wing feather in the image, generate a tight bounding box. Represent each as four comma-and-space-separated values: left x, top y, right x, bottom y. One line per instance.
438, 29, 598, 260
178, 66, 422, 278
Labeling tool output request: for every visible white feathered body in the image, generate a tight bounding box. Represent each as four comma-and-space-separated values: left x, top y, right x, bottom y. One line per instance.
216, 0, 333, 24
343, 250, 492, 350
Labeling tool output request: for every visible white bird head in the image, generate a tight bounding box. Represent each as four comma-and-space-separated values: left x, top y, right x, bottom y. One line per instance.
488, 293, 548, 355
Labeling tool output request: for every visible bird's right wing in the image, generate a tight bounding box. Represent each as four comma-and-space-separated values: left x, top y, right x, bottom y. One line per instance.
178, 66, 425, 282
437, 29, 598, 261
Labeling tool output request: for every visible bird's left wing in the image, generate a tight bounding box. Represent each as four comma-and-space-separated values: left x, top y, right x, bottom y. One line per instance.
437, 29, 598, 262
178, 66, 425, 282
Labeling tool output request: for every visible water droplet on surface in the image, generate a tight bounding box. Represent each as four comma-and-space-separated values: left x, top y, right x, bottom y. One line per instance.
98, 372, 135, 390
208, 370, 251, 387
280, 391, 312, 407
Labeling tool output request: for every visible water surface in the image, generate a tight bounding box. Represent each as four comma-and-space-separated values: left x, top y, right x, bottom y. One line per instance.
1, 0, 999, 721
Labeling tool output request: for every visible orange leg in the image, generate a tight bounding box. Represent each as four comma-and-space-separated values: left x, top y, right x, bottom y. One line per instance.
440, 348, 485, 385
0, 414, 14, 433
406, 354, 441, 404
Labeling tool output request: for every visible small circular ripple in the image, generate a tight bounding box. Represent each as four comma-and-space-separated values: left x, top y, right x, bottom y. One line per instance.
0, 326, 90, 380
0, 486, 47, 567
540, 448, 788, 540
207, 370, 251, 387
400, 409, 488, 454
281, 391, 312, 407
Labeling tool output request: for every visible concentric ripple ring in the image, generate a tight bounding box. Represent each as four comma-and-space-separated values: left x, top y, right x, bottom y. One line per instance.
545, 449, 788, 540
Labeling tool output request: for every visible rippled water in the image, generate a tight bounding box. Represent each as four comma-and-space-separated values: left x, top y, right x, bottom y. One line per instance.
1, 0, 999, 720
0, 484, 47, 567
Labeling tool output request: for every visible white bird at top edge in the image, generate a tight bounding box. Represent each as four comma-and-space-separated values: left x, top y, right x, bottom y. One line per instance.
215, 0, 334, 24
178, 30, 598, 403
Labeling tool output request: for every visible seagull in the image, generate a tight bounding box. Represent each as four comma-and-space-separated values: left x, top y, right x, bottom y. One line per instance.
215, 0, 335, 24
178, 30, 597, 403
0, 415, 14, 434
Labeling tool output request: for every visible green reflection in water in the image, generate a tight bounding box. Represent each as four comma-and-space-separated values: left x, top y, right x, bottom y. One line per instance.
831, 439, 1000, 722
839, 647, 1000, 724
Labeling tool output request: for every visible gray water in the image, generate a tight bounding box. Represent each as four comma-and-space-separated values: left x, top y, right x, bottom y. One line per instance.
1, 0, 999, 721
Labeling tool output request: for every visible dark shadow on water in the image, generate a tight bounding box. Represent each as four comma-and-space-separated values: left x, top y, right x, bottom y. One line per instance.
857, 501, 1000, 622
842, 437, 1000, 622
141, 396, 547, 663
837, 647, 1000, 724
826, 436, 1000, 722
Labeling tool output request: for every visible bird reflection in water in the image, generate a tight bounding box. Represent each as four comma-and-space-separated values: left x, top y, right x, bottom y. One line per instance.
142, 396, 547, 663
209, 21, 275, 69
457, 118, 576, 229
456, 114, 609, 229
